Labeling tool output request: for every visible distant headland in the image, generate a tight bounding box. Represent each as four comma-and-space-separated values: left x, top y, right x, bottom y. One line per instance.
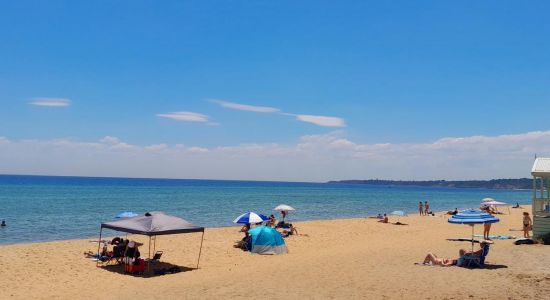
327, 178, 534, 190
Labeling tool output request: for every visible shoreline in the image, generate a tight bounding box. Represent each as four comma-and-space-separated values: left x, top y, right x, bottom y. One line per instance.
1, 205, 548, 299
0, 206, 530, 247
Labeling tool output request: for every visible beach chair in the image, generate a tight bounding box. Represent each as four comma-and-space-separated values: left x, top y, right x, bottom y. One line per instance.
458, 243, 490, 268
149, 251, 163, 264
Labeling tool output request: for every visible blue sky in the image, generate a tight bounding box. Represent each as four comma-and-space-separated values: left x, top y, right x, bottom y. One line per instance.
1, 1, 550, 180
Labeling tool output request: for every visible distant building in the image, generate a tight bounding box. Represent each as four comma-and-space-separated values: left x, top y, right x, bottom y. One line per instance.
531, 157, 550, 238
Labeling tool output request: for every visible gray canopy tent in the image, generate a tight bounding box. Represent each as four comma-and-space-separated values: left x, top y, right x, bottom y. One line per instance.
97, 212, 205, 270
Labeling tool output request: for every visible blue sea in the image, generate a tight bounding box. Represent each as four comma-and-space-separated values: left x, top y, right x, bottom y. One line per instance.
0, 175, 531, 245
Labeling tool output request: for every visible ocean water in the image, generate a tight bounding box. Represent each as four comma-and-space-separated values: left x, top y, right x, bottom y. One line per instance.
0, 175, 531, 245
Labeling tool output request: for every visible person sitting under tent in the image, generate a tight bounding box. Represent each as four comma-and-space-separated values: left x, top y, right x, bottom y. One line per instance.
124, 241, 141, 264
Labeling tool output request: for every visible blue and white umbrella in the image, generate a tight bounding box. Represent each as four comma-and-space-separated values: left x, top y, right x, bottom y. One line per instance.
448, 209, 499, 251
233, 212, 269, 224
115, 212, 138, 219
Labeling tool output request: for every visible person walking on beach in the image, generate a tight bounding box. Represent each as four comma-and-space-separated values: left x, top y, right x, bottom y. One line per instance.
419, 202, 424, 216
424, 201, 430, 215
523, 212, 532, 238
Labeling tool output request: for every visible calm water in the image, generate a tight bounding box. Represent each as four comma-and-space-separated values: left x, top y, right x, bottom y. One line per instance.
0, 175, 531, 245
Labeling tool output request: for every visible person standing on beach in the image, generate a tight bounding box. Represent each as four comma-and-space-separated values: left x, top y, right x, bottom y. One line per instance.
418, 202, 424, 216
424, 201, 430, 215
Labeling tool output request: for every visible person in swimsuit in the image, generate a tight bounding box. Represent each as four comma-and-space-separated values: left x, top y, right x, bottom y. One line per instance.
421, 253, 457, 266
419, 202, 424, 216
523, 212, 532, 238
378, 214, 389, 223
424, 201, 430, 215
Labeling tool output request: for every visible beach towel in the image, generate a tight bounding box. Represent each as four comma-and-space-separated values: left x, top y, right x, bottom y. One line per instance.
473, 234, 515, 240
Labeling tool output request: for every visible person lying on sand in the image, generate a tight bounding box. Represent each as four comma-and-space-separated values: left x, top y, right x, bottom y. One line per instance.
378, 214, 389, 223
446, 208, 458, 215
419, 253, 457, 266
394, 221, 408, 225
281, 224, 309, 237
281, 224, 298, 237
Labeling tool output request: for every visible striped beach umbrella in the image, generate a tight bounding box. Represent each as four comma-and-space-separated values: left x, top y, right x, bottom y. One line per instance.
233, 212, 269, 224
448, 210, 499, 251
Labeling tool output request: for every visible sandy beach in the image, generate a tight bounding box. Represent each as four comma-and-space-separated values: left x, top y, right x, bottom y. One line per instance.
0, 205, 548, 300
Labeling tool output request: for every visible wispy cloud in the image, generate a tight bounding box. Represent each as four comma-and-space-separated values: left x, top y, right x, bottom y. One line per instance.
30, 98, 71, 107
210, 99, 280, 113
293, 114, 346, 128
156, 111, 211, 123
210, 99, 346, 127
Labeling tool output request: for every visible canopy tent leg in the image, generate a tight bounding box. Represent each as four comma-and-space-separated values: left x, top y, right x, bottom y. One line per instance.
196, 231, 205, 269
96, 227, 103, 267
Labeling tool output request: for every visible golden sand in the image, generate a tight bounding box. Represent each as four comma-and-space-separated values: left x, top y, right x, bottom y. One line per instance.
0, 206, 548, 299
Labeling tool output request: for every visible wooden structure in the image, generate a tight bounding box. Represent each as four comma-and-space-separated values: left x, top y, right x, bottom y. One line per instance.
531, 158, 550, 238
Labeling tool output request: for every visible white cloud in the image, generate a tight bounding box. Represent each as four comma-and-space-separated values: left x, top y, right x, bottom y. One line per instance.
30, 98, 71, 107
210, 99, 280, 113
1, 131, 549, 181
293, 114, 346, 127
209, 99, 346, 128
156, 111, 211, 123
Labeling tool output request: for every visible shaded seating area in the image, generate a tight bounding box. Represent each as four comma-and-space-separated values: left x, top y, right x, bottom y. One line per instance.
97, 212, 205, 275
458, 243, 490, 268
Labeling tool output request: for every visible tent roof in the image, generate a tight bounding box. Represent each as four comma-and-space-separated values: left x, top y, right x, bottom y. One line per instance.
532, 158, 550, 177
101, 212, 204, 236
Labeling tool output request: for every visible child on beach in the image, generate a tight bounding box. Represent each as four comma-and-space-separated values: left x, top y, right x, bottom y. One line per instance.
523, 212, 532, 238
419, 202, 424, 216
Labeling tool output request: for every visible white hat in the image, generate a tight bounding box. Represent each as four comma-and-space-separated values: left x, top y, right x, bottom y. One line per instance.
128, 241, 135, 248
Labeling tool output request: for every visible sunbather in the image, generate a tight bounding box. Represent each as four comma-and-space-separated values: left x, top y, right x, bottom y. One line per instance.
378, 214, 388, 223
267, 215, 277, 227
420, 253, 457, 266
281, 224, 298, 237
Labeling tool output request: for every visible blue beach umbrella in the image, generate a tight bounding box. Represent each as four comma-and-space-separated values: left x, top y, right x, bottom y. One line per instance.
248, 226, 288, 255
233, 212, 269, 224
448, 209, 499, 251
115, 212, 138, 219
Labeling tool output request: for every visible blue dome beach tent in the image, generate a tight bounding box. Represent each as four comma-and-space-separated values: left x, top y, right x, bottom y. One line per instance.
248, 226, 288, 255
448, 209, 499, 252
115, 212, 138, 218
233, 212, 269, 224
